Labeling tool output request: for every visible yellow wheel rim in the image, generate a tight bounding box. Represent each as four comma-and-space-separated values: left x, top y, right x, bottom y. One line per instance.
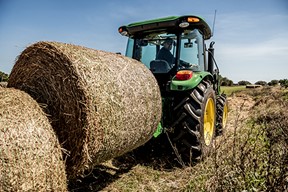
222, 103, 228, 128
204, 98, 216, 146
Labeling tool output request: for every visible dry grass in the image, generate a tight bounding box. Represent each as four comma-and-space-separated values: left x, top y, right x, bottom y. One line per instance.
0, 82, 7, 88
0, 87, 67, 191
185, 87, 288, 191
7, 41, 162, 180
69, 87, 287, 191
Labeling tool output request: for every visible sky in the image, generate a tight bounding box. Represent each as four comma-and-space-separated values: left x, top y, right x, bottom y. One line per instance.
0, 0, 287, 83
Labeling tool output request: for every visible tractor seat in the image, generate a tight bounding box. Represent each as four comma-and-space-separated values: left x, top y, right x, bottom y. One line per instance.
150, 60, 172, 74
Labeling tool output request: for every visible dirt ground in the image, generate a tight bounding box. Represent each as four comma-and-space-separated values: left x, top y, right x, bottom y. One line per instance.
225, 92, 255, 131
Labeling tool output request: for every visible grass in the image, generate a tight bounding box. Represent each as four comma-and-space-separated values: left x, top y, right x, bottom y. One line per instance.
185, 87, 288, 191
221, 86, 246, 96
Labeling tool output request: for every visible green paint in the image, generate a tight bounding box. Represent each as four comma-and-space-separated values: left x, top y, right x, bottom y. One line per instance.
119, 15, 212, 40
153, 122, 163, 138
170, 71, 212, 91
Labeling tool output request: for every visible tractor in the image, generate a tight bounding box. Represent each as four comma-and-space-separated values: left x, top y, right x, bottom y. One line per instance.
118, 15, 228, 163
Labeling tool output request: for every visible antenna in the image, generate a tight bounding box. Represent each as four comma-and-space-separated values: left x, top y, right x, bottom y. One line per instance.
212, 10, 217, 36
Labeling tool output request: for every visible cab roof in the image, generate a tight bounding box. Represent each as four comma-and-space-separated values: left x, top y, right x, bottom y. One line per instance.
119, 15, 212, 40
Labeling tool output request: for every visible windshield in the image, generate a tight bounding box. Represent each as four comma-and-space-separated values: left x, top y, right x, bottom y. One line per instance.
125, 29, 205, 71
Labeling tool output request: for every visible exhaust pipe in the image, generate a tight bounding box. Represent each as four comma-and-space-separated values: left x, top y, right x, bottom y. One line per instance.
208, 41, 215, 74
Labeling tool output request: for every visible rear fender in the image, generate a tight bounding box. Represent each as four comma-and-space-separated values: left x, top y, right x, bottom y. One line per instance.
170, 71, 213, 91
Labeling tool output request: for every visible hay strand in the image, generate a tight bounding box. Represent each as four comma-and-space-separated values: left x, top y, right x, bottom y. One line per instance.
0, 87, 67, 191
8, 41, 162, 180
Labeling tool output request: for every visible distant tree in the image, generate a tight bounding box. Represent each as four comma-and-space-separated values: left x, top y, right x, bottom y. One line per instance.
268, 79, 279, 86
255, 81, 267, 86
220, 77, 229, 86
279, 79, 288, 88
0, 71, 9, 82
219, 75, 234, 86
227, 80, 234, 86
238, 80, 251, 86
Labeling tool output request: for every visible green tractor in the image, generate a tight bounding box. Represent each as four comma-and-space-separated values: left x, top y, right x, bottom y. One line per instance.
118, 15, 228, 163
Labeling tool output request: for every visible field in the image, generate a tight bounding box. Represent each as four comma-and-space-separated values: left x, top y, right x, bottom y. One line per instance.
221, 85, 246, 96
69, 86, 288, 192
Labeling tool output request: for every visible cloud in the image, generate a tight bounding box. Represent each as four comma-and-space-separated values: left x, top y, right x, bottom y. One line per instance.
210, 12, 288, 82
216, 37, 288, 82
215, 13, 288, 43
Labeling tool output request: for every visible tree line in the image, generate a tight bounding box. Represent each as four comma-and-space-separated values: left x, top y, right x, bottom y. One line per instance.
0, 71, 9, 82
219, 75, 288, 88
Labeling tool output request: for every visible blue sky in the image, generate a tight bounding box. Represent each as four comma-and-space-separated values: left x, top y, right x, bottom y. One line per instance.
0, 0, 287, 83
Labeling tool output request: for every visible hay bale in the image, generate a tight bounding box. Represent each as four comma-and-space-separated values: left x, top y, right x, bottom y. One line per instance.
8, 41, 162, 180
246, 84, 262, 89
0, 87, 67, 191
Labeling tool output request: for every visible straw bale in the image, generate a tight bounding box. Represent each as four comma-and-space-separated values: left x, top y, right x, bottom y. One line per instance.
8, 41, 162, 180
0, 87, 67, 191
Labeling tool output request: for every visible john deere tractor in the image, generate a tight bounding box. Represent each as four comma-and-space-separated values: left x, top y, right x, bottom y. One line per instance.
118, 15, 228, 163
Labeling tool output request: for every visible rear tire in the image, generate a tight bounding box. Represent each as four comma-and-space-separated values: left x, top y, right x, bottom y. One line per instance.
216, 94, 228, 136
170, 80, 216, 163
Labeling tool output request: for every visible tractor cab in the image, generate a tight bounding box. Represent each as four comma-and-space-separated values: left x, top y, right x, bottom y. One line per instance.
119, 15, 215, 92
124, 29, 205, 71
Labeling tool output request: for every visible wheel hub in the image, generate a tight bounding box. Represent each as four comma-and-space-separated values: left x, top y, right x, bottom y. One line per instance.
222, 103, 228, 128
203, 98, 216, 146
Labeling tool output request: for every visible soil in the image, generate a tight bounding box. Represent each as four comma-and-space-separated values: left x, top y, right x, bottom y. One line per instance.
225, 92, 255, 131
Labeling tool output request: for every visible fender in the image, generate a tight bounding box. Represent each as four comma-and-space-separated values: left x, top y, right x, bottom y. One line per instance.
170, 71, 213, 91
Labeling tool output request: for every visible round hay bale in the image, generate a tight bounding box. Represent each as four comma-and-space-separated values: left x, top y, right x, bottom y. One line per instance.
0, 87, 67, 191
8, 41, 162, 180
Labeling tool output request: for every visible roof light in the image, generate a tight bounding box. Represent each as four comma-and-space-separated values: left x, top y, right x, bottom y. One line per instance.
175, 70, 193, 80
118, 27, 128, 36
179, 22, 189, 28
187, 17, 200, 22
